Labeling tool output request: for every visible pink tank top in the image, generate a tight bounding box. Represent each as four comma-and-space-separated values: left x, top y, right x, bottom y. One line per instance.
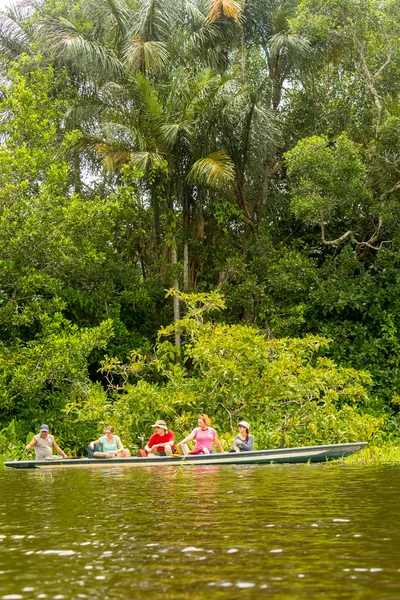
193, 427, 216, 452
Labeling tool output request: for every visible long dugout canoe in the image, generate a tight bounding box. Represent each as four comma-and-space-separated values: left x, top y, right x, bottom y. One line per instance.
4, 442, 367, 469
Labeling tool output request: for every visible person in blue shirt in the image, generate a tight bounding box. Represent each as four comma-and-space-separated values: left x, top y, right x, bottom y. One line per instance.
89, 426, 131, 458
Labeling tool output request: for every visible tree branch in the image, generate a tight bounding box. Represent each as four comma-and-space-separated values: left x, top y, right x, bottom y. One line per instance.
353, 37, 392, 132
320, 217, 354, 246
380, 181, 400, 202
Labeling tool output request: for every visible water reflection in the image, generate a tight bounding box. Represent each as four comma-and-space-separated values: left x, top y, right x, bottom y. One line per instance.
1, 465, 400, 598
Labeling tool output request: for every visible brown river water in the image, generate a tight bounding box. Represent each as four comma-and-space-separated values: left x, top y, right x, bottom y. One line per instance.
0, 463, 400, 599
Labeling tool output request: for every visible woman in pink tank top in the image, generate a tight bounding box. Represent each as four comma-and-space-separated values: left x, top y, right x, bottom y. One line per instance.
178, 414, 224, 454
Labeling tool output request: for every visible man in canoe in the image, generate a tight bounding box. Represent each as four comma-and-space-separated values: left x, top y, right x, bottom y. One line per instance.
25, 424, 68, 460
144, 420, 176, 457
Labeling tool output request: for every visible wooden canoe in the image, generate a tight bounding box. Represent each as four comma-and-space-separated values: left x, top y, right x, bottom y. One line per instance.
4, 442, 367, 469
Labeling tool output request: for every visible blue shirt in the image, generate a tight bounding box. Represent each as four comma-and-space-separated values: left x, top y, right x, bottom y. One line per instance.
99, 435, 121, 453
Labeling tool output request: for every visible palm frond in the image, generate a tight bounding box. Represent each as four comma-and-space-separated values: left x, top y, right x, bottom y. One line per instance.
100, 121, 147, 149
98, 81, 128, 106
0, 9, 32, 62
92, 0, 132, 38
206, 0, 244, 24
183, 0, 207, 27
36, 18, 123, 80
123, 35, 169, 73
251, 104, 278, 146
160, 123, 180, 149
132, 0, 172, 42
188, 150, 235, 188
160, 122, 194, 150
133, 72, 162, 122
96, 142, 132, 172
129, 150, 167, 173
64, 98, 105, 129
268, 32, 310, 63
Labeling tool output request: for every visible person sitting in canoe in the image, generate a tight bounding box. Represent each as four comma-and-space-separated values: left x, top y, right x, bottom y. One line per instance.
25, 424, 68, 460
144, 420, 176, 457
89, 426, 131, 458
178, 414, 224, 454
232, 421, 254, 452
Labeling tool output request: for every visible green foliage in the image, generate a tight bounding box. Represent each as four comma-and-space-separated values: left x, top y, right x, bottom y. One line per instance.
1, 1, 400, 459
285, 134, 370, 228
0, 313, 113, 422
76, 292, 382, 453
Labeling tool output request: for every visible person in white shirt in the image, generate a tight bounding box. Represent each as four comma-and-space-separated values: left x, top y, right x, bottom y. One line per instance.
25, 424, 68, 460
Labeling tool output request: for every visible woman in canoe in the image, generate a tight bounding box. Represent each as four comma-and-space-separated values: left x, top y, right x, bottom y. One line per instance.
178, 414, 224, 454
232, 421, 254, 452
89, 426, 131, 458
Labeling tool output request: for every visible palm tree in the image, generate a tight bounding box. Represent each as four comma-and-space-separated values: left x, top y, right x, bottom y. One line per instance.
242, 0, 309, 214
0, 3, 34, 68
6, 0, 249, 344
89, 68, 235, 294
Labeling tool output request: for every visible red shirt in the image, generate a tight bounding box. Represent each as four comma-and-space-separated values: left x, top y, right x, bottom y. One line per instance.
147, 430, 175, 452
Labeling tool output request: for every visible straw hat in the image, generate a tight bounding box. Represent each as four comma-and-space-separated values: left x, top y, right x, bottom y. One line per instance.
152, 420, 168, 430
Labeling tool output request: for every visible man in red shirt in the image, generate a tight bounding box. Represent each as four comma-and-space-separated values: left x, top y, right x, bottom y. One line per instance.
145, 420, 176, 457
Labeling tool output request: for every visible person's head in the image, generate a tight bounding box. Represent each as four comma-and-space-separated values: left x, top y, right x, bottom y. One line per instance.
238, 421, 250, 438
39, 424, 49, 437
105, 426, 115, 435
198, 414, 211, 428
152, 420, 168, 435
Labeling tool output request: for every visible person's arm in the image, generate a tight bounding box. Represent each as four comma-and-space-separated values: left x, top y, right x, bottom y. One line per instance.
89, 439, 101, 450
232, 435, 241, 451
178, 429, 196, 445
239, 437, 252, 451
25, 437, 37, 451
213, 434, 224, 453
145, 433, 156, 453
116, 436, 124, 450
52, 439, 68, 459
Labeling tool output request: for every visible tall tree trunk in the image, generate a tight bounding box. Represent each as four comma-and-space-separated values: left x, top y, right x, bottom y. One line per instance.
183, 240, 189, 291
183, 187, 190, 291
171, 241, 181, 348
152, 186, 161, 257
168, 192, 180, 349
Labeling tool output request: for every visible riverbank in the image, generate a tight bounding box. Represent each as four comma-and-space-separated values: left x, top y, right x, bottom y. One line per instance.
336, 445, 400, 465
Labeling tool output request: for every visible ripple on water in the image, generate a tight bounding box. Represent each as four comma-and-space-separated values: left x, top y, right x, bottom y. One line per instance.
1, 465, 400, 599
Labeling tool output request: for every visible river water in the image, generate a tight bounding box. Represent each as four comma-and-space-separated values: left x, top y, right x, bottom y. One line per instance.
0, 463, 399, 599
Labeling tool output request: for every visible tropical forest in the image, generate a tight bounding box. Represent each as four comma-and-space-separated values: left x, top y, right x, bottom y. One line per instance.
0, 0, 399, 460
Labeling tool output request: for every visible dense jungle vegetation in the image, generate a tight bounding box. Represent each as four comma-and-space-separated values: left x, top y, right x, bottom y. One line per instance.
0, 0, 400, 458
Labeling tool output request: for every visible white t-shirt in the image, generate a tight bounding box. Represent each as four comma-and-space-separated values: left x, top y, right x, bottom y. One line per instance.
34, 434, 54, 459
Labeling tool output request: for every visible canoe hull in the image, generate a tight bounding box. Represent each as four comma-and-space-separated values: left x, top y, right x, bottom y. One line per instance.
4, 442, 367, 469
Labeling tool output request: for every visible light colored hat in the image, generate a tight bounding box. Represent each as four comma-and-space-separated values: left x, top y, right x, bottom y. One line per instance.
238, 421, 250, 429
152, 419, 168, 430
40, 424, 49, 431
